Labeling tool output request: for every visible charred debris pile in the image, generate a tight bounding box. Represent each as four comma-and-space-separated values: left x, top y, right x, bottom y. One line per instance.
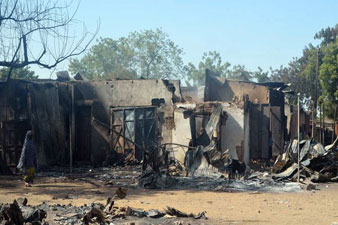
136, 102, 338, 191
137, 135, 337, 192
272, 136, 338, 184
0, 190, 207, 225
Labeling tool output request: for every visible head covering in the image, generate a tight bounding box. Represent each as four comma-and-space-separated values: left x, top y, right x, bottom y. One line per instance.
17, 130, 36, 169
26, 130, 33, 139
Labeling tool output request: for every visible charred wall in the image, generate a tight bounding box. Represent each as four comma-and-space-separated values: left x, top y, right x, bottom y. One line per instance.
0, 78, 182, 173
220, 104, 245, 161
204, 69, 286, 161
74, 79, 182, 165
0, 80, 70, 173
285, 104, 311, 141
28, 82, 70, 167
0, 80, 31, 173
205, 69, 270, 104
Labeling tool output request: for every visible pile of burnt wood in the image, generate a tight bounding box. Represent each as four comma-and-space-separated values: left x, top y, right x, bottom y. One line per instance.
0, 189, 207, 225
0, 198, 47, 225
272, 137, 338, 183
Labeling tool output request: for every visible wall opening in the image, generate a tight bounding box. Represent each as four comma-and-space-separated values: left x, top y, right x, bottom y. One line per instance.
111, 107, 157, 161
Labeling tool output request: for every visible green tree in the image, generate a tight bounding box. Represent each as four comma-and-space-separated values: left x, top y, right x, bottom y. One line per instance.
127, 29, 184, 79
319, 40, 338, 118
314, 24, 338, 46
0, 67, 37, 81
301, 45, 322, 101
297, 24, 338, 117
228, 65, 252, 81
69, 37, 137, 80
270, 60, 309, 105
69, 29, 185, 80
184, 51, 231, 86
269, 65, 289, 82
269, 24, 337, 112
254, 67, 270, 82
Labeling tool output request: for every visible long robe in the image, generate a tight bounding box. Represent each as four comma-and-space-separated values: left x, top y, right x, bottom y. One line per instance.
17, 131, 36, 169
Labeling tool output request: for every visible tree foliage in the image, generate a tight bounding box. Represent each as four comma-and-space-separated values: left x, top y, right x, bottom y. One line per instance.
184, 51, 231, 86
254, 67, 269, 83
319, 40, 338, 118
314, 24, 338, 46
0, 67, 37, 80
128, 29, 184, 79
69, 37, 137, 80
228, 65, 252, 81
267, 23, 338, 116
69, 29, 185, 80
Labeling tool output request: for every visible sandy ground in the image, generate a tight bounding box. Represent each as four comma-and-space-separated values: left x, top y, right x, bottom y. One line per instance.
1, 175, 338, 225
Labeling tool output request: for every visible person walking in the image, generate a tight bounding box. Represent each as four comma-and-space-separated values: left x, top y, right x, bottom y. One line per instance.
17, 130, 37, 187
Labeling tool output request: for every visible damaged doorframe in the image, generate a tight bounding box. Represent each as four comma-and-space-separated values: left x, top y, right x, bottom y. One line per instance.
110, 106, 158, 161
93, 117, 171, 174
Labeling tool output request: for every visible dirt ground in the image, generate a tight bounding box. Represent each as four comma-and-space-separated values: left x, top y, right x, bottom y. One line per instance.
1, 175, 338, 225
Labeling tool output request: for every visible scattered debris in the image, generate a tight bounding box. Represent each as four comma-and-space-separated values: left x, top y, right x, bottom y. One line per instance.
83, 208, 106, 224
115, 187, 127, 199
165, 207, 207, 219
272, 139, 338, 183
125, 207, 165, 218
325, 136, 338, 151
1, 197, 208, 225
0, 200, 24, 225
306, 183, 317, 191
16, 198, 28, 207
139, 171, 176, 189
0, 199, 47, 225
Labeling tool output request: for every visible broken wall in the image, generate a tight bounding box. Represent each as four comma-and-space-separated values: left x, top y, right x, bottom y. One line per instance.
74, 79, 182, 164
172, 102, 249, 165
0, 80, 31, 173
249, 104, 270, 160
0, 80, 70, 173
285, 105, 311, 141
204, 69, 270, 104
28, 82, 69, 167
172, 107, 193, 164
0, 78, 183, 172
204, 69, 286, 161
270, 106, 285, 157
220, 104, 245, 161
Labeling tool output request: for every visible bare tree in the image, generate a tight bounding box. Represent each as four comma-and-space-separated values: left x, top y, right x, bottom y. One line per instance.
0, 0, 98, 81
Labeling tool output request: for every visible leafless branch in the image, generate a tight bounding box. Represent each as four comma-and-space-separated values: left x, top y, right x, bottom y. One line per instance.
0, 0, 98, 81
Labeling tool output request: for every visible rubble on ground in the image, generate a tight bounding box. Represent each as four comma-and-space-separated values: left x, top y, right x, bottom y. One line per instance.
0, 197, 208, 225
34, 152, 304, 194
36, 165, 141, 189
0, 199, 47, 225
272, 138, 338, 183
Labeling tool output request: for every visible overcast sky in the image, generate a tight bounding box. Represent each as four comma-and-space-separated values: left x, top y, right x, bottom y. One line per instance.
34, 0, 338, 79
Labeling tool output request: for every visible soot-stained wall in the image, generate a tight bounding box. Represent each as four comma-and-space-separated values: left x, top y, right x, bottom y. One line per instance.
0, 78, 182, 173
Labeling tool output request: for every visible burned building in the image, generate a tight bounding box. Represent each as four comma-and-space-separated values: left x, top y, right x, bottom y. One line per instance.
1, 69, 289, 175
177, 69, 288, 165
0, 78, 181, 174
